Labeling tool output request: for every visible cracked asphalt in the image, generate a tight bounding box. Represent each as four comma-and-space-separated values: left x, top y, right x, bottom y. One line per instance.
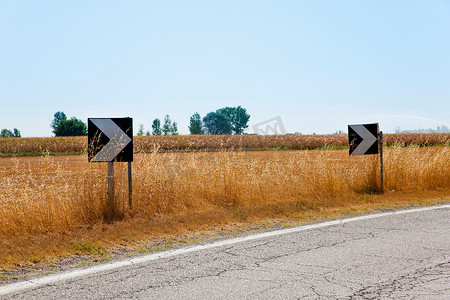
3, 206, 449, 299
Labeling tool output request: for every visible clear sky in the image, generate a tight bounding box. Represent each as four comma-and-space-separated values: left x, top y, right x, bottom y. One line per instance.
1, 0, 449, 137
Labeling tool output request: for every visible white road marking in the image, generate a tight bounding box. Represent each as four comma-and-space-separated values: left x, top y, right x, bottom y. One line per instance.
1, 204, 448, 296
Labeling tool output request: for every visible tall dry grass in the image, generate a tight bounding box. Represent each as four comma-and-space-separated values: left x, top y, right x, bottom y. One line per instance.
384, 147, 450, 190
0, 156, 107, 237
0, 147, 448, 239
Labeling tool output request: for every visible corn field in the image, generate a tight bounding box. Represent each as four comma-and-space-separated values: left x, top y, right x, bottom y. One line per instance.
0, 133, 449, 157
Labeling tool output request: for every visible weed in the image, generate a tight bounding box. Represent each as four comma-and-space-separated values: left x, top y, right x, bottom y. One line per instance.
93, 257, 112, 263
138, 246, 166, 254
234, 212, 247, 221
71, 241, 108, 256
75, 262, 91, 267
28, 255, 43, 264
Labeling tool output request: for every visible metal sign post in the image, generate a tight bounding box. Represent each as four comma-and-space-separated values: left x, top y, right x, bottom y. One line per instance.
108, 162, 115, 209
128, 161, 132, 210
379, 131, 383, 193
88, 117, 134, 218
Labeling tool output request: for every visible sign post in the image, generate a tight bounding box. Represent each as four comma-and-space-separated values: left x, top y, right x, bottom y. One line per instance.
128, 161, 132, 209
379, 131, 383, 191
348, 123, 383, 193
88, 117, 134, 217
108, 161, 115, 207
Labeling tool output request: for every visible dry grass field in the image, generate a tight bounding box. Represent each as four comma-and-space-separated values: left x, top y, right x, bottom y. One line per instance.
0, 146, 449, 269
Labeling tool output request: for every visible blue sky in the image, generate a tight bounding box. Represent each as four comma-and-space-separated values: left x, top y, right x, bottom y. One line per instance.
1, 0, 449, 137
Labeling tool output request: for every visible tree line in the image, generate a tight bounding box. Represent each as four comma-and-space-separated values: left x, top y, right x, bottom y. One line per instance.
46, 106, 250, 137
1, 107, 250, 137
137, 115, 179, 136
2, 112, 88, 138
1, 128, 21, 138
394, 125, 449, 134
138, 106, 250, 136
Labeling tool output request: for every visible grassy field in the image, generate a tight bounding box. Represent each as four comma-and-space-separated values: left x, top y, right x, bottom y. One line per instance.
1, 133, 449, 157
0, 146, 448, 269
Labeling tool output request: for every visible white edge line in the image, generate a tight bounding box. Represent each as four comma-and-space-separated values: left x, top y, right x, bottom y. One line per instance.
1, 204, 449, 295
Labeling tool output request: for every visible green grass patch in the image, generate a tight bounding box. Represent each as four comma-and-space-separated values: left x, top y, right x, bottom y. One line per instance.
137, 246, 168, 254
71, 241, 108, 256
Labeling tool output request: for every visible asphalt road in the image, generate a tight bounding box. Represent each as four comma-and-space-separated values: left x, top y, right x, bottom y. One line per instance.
1, 205, 449, 299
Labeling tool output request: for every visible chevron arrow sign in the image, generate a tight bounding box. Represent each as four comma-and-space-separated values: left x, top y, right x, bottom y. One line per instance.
348, 123, 379, 155
88, 118, 133, 162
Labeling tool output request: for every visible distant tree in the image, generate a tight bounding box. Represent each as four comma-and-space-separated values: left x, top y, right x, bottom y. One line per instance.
152, 118, 161, 135
171, 121, 178, 135
162, 115, 172, 135
137, 124, 145, 136
216, 106, 250, 134
51, 111, 67, 131
53, 118, 87, 136
396, 125, 449, 134
438, 125, 449, 133
203, 112, 232, 135
189, 112, 204, 134
51, 112, 87, 136
13, 128, 21, 137
1, 128, 21, 138
1, 129, 12, 137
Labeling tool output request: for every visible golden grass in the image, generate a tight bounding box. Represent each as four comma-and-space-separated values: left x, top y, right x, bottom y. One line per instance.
1, 133, 449, 156
0, 147, 449, 267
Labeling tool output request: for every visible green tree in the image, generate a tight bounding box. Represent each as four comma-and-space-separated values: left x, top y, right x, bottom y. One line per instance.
203, 112, 232, 135
137, 124, 145, 136
51, 111, 67, 131
162, 115, 172, 135
53, 118, 87, 136
51, 111, 86, 136
13, 128, 21, 137
1, 128, 21, 138
171, 121, 178, 135
152, 118, 161, 135
189, 112, 204, 134
1, 129, 12, 137
216, 106, 250, 134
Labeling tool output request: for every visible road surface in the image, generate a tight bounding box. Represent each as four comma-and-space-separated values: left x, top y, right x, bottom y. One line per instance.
1, 205, 449, 299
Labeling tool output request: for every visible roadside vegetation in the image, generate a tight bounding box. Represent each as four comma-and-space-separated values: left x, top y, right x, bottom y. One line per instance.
0, 144, 448, 269
0, 133, 449, 157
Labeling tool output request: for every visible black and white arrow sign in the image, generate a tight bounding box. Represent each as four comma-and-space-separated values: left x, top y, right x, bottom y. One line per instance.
348, 123, 379, 155
88, 118, 133, 162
